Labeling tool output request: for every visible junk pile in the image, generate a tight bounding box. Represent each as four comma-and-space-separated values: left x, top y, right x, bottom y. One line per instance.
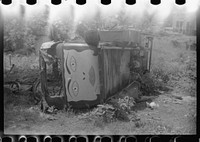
78, 95, 138, 123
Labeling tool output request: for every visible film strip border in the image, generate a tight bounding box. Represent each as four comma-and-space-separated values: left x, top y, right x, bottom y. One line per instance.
0, 135, 199, 142
0, 0, 198, 142
1, 0, 186, 5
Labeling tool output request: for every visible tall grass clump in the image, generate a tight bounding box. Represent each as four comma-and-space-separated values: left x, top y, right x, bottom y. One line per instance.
151, 37, 196, 96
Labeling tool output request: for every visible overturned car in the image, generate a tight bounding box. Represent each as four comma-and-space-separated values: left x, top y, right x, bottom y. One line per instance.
35, 30, 153, 110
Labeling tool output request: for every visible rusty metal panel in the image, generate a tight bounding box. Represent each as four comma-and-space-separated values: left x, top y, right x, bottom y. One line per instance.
99, 30, 142, 43
101, 48, 131, 99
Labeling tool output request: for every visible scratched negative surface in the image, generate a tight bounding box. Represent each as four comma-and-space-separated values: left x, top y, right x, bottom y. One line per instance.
2, 0, 197, 135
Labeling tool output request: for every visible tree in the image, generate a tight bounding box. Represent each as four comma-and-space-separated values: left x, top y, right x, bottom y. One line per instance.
4, 5, 50, 54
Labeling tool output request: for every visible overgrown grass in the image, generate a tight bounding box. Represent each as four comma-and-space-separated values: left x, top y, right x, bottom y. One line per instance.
4, 54, 40, 84
4, 53, 39, 71
151, 36, 196, 96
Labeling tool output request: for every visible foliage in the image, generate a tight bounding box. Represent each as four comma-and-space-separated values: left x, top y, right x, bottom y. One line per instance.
78, 95, 137, 125
27, 15, 48, 37
151, 50, 196, 96
4, 9, 71, 55
75, 20, 101, 39
117, 96, 136, 112
75, 7, 151, 39
4, 4, 158, 55
4, 11, 48, 55
4, 17, 31, 52
78, 103, 116, 126
49, 19, 72, 42
75, 22, 88, 39
138, 12, 155, 32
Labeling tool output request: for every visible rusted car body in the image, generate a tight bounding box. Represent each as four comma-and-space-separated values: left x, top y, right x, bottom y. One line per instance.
38, 30, 153, 109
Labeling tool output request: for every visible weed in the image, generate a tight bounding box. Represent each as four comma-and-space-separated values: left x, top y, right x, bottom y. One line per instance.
151, 39, 196, 97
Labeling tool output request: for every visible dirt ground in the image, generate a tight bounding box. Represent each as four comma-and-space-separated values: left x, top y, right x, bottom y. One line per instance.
4, 34, 196, 135
4, 92, 196, 135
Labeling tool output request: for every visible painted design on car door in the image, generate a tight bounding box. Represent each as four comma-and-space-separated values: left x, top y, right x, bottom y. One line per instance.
63, 49, 100, 102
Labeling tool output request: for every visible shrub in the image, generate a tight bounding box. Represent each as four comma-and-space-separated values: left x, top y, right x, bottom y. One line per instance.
4, 13, 47, 54
4, 18, 26, 52
3, 10, 72, 55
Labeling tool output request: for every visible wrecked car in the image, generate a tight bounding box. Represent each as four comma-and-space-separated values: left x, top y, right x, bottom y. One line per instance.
35, 30, 153, 110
